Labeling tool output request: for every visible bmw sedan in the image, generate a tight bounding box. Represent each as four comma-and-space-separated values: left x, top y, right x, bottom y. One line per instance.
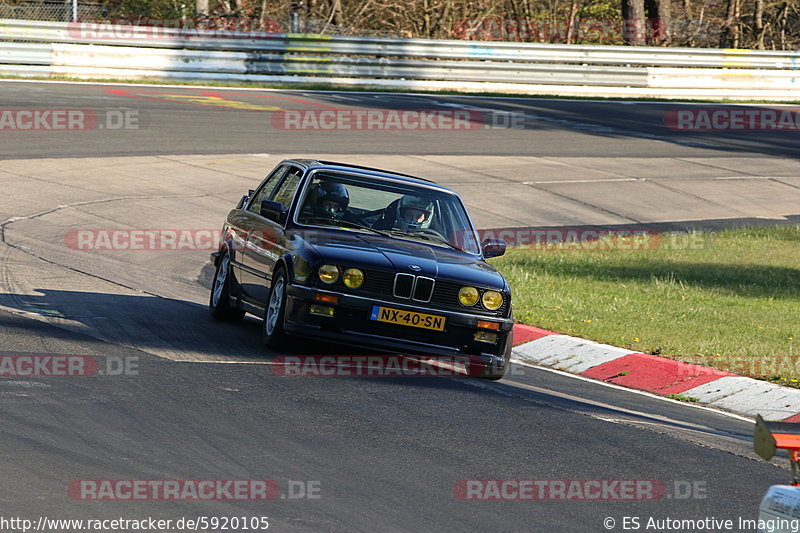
209, 159, 513, 379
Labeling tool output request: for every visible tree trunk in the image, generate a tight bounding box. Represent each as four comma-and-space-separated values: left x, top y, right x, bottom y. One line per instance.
622, 0, 646, 45
720, 0, 740, 47
681, 0, 695, 45
754, 0, 765, 49
645, 0, 671, 45
778, 1, 788, 49
566, 0, 579, 44
196, 0, 208, 16
329, 0, 344, 27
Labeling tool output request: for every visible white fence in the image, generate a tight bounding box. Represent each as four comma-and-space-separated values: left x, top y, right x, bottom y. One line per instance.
1, 19, 799, 100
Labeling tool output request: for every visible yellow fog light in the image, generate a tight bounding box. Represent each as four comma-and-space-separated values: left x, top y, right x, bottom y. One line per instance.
474, 331, 498, 344
318, 264, 339, 284
482, 290, 503, 310
458, 286, 479, 307
310, 304, 335, 317
343, 268, 364, 288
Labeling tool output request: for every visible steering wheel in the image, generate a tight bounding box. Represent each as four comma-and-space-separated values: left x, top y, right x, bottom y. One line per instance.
353, 208, 385, 221
417, 228, 447, 241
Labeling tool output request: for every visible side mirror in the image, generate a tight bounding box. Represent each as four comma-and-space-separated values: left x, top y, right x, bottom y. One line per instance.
237, 189, 255, 209
482, 238, 506, 258
260, 200, 286, 224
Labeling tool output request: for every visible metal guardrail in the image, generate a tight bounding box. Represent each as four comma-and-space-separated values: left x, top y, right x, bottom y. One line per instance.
0, 19, 799, 99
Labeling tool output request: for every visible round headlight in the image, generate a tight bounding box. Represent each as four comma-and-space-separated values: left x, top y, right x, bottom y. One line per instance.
458, 286, 479, 307
343, 268, 364, 288
318, 264, 340, 284
482, 290, 504, 310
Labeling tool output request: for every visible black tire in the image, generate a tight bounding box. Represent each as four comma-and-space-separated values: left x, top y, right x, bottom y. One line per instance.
482, 355, 510, 380
262, 267, 288, 348
209, 252, 245, 322
482, 327, 513, 380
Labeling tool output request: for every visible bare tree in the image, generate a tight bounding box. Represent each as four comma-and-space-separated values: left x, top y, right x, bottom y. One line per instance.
753, 0, 766, 48
566, 0, 580, 44
622, 0, 647, 45
645, 0, 671, 44
720, 0, 741, 47
329, 0, 343, 26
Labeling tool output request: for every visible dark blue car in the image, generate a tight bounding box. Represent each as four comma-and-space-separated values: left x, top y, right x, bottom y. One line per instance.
209, 159, 513, 379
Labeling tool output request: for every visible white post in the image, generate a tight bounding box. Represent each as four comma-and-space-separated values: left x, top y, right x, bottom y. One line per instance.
72, 0, 77, 21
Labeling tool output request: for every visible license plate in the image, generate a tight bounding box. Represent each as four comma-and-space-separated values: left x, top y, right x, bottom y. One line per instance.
370, 306, 446, 331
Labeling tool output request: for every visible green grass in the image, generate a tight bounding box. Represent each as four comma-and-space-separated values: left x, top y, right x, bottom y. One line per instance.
490, 226, 800, 385
665, 394, 700, 402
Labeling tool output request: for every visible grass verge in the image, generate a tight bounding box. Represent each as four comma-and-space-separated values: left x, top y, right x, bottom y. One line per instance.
490, 226, 800, 386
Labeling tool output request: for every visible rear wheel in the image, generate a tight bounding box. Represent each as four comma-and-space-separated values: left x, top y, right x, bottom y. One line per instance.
209, 252, 245, 322
262, 267, 288, 348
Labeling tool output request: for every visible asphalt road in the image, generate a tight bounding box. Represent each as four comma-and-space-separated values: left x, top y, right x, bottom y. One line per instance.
0, 308, 788, 532
0, 80, 798, 159
0, 80, 797, 532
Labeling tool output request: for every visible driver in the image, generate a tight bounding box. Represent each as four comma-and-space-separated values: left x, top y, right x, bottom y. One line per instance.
374, 195, 434, 232
307, 181, 351, 220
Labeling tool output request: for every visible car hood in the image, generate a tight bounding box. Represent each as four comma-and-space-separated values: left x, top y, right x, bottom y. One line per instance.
297, 230, 507, 290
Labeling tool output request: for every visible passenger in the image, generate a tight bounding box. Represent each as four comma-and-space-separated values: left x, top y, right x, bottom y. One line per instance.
373, 195, 434, 232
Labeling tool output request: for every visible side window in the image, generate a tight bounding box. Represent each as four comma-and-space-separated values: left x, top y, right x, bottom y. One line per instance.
248, 165, 289, 212
271, 167, 304, 209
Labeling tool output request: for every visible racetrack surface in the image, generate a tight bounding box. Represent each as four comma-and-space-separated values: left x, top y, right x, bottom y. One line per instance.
0, 80, 798, 531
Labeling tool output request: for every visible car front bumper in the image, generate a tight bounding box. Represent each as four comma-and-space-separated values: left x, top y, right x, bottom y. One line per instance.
283, 284, 513, 368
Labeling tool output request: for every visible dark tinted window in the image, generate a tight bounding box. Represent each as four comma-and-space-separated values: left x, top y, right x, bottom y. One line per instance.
271, 167, 304, 209
248, 165, 289, 213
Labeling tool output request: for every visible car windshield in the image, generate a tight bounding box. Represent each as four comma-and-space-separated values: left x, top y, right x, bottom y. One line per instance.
296, 171, 481, 254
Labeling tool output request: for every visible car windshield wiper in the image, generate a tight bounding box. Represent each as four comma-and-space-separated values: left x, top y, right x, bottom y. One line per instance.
301, 217, 392, 238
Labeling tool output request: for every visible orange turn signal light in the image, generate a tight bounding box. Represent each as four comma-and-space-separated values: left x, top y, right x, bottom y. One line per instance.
477, 320, 500, 330
315, 293, 339, 304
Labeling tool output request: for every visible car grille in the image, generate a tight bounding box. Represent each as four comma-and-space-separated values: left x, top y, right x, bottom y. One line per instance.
355, 270, 508, 317
392, 273, 434, 302
393, 273, 414, 299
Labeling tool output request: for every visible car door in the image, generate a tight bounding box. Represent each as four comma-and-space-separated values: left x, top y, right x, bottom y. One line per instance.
241, 165, 305, 305
233, 164, 289, 301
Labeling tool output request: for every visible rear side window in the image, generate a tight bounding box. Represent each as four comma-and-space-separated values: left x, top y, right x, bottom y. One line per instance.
248, 165, 289, 213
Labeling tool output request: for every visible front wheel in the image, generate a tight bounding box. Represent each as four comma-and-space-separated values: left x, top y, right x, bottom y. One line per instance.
262, 267, 288, 348
482, 355, 510, 380
209, 252, 245, 322
482, 328, 513, 380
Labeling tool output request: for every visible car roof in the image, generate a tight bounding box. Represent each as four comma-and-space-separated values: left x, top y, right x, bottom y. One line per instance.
284, 159, 452, 192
